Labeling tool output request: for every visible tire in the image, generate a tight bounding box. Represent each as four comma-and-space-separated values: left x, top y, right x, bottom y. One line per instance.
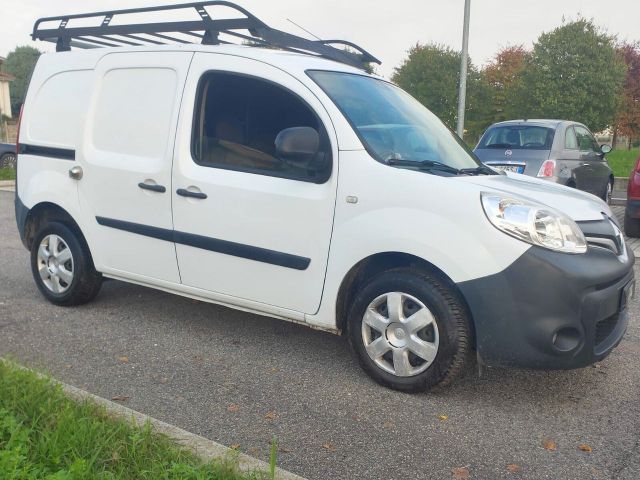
0, 152, 16, 169
30, 222, 102, 306
624, 210, 640, 238
347, 268, 472, 392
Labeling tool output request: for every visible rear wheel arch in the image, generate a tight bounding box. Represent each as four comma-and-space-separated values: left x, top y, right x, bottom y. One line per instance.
335, 252, 476, 345
23, 202, 89, 253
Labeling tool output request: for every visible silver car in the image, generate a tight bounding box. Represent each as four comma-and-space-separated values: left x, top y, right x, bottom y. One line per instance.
474, 120, 613, 202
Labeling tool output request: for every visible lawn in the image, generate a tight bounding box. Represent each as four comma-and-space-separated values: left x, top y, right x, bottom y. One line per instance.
0, 167, 15, 181
607, 148, 639, 177
0, 360, 268, 479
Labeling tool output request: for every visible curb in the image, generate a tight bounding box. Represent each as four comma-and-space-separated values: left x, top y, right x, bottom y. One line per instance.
6, 361, 306, 480
614, 177, 628, 190
0, 180, 15, 187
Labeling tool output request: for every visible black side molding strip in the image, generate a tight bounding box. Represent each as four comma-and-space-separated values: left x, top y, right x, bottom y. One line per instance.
18, 143, 75, 160
95, 216, 310, 271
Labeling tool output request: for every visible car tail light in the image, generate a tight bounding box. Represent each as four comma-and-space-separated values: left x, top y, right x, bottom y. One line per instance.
537, 159, 556, 178
627, 156, 640, 199
15, 104, 24, 154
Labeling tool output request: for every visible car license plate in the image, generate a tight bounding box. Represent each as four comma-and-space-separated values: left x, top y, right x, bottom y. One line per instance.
488, 164, 525, 174
620, 280, 635, 312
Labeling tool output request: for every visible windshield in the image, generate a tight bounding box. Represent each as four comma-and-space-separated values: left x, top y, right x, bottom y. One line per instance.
307, 70, 482, 171
478, 125, 555, 150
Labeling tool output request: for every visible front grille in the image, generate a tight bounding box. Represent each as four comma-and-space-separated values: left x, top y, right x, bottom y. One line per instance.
595, 313, 619, 346
579, 216, 625, 256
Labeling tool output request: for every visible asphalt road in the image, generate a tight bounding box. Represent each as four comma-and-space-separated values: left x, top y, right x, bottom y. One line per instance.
1, 189, 639, 480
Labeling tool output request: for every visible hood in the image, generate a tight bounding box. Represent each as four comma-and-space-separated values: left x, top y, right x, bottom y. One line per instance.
457, 172, 611, 222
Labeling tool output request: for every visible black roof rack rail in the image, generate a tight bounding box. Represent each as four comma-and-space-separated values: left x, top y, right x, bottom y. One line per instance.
31, 1, 381, 70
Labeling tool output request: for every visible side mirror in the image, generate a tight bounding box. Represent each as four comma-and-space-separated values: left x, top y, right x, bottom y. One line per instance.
275, 127, 320, 162
600, 144, 612, 154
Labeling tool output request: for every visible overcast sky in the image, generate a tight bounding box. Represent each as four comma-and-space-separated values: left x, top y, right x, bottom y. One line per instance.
1, 0, 638, 78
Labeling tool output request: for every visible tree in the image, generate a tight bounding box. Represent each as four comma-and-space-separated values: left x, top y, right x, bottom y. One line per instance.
1, 46, 41, 116
517, 19, 626, 132
482, 46, 528, 123
614, 42, 640, 148
391, 43, 489, 141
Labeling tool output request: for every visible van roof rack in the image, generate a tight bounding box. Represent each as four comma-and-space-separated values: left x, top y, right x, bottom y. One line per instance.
31, 1, 381, 71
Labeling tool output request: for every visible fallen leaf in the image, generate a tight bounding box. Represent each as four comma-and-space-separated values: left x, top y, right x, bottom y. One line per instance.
578, 444, 593, 453
264, 411, 278, 420
543, 439, 557, 451
383, 421, 395, 429
451, 467, 470, 479
111, 451, 120, 462
438, 414, 449, 421
111, 395, 130, 402
506, 463, 521, 473
279, 446, 292, 453
117, 356, 129, 364
158, 377, 168, 384
227, 404, 240, 413
322, 442, 336, 452
230, 443, 240, 450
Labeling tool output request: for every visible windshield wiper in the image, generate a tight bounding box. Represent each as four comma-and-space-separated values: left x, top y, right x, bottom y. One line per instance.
386, 158, 461, 175
458, 165, 498, 176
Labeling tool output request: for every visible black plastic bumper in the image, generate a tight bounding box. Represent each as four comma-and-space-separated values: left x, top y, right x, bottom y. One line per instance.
15, 194, 29, 248
626, 199, 640, 219
458, 244, 635, 369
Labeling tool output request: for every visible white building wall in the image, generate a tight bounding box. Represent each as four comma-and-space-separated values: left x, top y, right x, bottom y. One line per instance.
0, 81, 12, 118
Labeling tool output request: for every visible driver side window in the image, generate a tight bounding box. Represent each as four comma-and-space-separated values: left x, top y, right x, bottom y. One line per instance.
192, 72, 331, 183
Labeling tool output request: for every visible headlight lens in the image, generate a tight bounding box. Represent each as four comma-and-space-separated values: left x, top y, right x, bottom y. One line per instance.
481, 193, 587, 253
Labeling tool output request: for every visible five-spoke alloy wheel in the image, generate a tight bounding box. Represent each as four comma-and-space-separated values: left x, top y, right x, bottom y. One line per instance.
348, 268, 472, 392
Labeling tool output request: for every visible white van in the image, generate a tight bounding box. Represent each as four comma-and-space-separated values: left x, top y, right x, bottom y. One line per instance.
15, 2, 634, 392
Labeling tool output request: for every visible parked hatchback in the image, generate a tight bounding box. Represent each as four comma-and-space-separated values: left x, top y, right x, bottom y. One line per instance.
474, 120, 614, 202
14, 2, 634, 393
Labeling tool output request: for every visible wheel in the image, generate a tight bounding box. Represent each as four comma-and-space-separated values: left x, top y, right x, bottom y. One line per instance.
624, 210, 640, 238
30, 222, 102, 306
347, 268, 472, 392
602, 179, 613, 204
0, 152, 16, 169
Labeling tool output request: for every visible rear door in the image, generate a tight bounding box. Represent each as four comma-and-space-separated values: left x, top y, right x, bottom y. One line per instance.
171, 53, 338, 314
78, 51, 193, 282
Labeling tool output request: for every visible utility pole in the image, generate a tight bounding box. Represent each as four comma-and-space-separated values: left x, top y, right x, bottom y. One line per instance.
456, 0, 471, 139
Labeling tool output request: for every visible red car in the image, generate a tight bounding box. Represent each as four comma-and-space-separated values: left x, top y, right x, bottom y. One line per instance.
625, 155, 640, 236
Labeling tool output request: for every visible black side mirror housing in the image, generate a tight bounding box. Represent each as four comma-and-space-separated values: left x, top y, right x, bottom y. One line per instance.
275, 127, 320, 162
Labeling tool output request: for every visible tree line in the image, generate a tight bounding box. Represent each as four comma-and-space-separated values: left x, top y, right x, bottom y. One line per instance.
392, 19, 639, 146
2, 18, 639, 149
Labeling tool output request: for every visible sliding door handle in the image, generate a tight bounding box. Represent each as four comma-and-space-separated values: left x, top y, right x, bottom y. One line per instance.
177, 188, 207, 199
138, 182, 166, 193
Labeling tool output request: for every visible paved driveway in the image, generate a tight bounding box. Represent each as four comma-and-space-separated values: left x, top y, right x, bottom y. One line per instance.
1, 190, 639, 480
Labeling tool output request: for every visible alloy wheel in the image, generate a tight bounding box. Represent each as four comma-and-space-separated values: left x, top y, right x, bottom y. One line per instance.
361, 291, 439, 377
36, 234, 74, 293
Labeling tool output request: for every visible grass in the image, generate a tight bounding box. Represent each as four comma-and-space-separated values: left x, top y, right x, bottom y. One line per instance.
0, 360, 270, 480
0, 167, 15, 181
607, 148, 639, 177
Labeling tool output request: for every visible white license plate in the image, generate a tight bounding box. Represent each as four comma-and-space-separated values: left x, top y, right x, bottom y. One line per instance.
489, 164, 525, 173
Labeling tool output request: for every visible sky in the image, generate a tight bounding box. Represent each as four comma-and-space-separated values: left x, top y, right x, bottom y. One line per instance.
0, 0, 638, 78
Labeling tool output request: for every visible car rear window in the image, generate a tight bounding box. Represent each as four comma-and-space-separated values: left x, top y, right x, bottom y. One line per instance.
478, 125, 554, 150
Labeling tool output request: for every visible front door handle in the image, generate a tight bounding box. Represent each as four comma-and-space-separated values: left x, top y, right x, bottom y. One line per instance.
138, 182, 166, 193
176, 188, 207, 199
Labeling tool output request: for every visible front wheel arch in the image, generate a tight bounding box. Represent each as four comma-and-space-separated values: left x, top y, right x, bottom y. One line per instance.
335, 252, 476, 346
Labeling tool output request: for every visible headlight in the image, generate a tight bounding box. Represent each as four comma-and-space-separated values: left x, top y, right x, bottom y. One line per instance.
481, 193, 587, 254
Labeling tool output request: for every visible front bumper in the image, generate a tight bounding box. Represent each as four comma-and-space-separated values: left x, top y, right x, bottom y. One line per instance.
458, 243, 634, 369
